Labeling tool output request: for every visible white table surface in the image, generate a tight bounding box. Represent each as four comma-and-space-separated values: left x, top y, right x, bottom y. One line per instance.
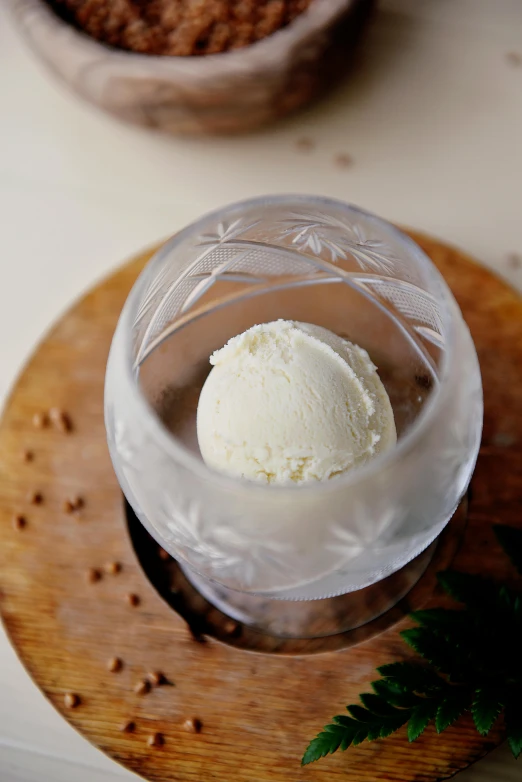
1, 1, 522, 780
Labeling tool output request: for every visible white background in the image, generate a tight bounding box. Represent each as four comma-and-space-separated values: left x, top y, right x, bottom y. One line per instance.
1, 1, 522, 779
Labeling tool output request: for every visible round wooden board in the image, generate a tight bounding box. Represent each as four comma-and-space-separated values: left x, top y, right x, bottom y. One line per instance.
1, 231, 521, 782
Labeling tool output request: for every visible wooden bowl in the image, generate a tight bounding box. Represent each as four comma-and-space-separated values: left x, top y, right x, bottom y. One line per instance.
10, 0, 375, 135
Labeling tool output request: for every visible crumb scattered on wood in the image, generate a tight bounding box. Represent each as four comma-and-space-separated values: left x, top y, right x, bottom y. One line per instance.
32, 412, 49, 429
87, 567, 102, 584
223, 619, 241, 637
134, 679, 151, 696
183, 717, 202, 734
13, 514, 27, 531
105, 561, 121, 575
108, 657, 123, 673
49, 408, 72, 432
64, 496, 83, 513
64, 692, 80, 709
147, 671, 165, 686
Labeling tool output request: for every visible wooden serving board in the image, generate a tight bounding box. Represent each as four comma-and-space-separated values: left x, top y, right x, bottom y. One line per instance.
1, 231, 521, 782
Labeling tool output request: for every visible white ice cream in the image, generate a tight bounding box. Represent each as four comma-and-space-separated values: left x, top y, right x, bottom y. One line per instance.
196, 320, 396, 485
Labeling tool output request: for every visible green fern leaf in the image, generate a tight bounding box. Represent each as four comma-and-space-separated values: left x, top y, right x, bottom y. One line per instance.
505, 701, 522, 760
411, 608, 468, 631
378, 711, 411, 739
304, 523, 522, 767
407, 699, 438, 742
435, 691, 469, 733
302, 724, 351, 765
360, 693, 400, 716
351, 725, 370, 746
371, 678, 422, 708
347, 705, 375, 723
472, 688, 504, 735
367, 723, 383, 741
377, 662, 445, 693
400, 628, 459, 674
332, 714, 357, 728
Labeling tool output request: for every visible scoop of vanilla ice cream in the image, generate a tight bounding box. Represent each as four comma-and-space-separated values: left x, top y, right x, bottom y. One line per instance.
196, 320, 396, 484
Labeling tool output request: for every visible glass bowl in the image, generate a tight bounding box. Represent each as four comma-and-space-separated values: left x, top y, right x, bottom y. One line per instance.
105, 195, 482, 636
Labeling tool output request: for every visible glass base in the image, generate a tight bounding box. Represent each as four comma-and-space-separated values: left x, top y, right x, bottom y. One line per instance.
180, 543, 435, 639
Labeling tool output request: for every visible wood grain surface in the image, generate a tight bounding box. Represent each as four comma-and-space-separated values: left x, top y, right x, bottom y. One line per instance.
0, 232, 521, 782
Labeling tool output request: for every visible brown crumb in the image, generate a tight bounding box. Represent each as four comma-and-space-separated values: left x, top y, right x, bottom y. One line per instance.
158, 547, 171, 561
223, 619, 241, 637
506, 51, 522, 66
507, 252, 522, 270
13, 514, 27, 531
64, 496, 83, 513
134, 679, 151, 696
105, 561, 122, 575
108, 657, 123, 673
27, 491, 43, 505
44, 0, 312, 57
32, 411, 49, 429
49, 408, 72, 432
87, 567, 102, 584
182, 717, 202, 734
147, 671, 165, 687
148, 732, 164, 747
127, 593, 140, 607
64, 692, 80, 709
121, 720, 136, 733
21, 449, 34, 462
334, 153, 353, 169
295, 137, 315, 152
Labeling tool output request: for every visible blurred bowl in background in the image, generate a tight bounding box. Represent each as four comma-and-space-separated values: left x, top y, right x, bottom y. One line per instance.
10, 0, 375, 136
